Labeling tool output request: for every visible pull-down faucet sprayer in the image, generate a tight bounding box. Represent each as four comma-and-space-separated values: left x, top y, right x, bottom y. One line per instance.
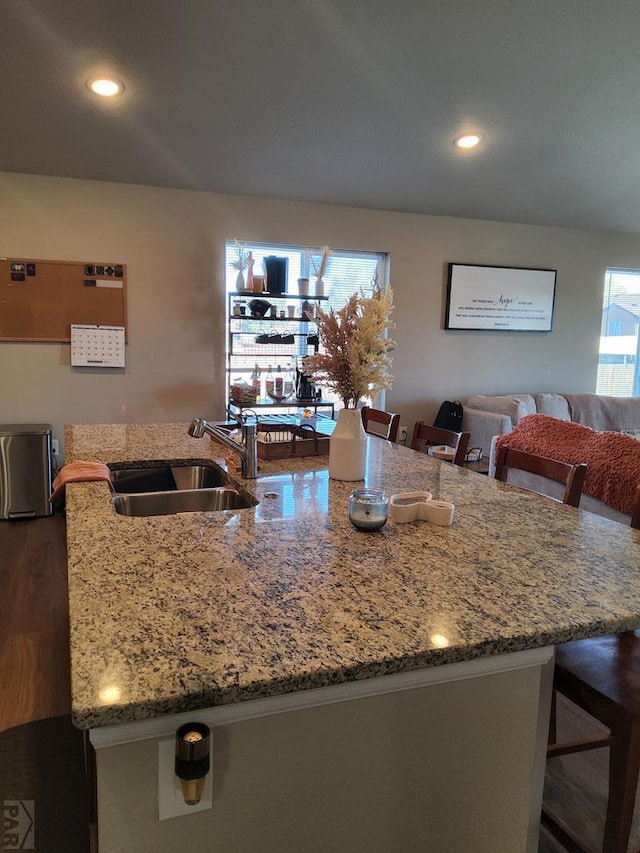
188, 415, 258, 479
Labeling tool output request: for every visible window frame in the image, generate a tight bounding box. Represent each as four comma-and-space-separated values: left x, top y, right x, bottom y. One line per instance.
224, 241, 390, 414
596, 267, 640, 396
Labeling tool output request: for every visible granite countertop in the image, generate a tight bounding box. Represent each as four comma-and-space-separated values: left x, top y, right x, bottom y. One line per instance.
64, 422, 640, 729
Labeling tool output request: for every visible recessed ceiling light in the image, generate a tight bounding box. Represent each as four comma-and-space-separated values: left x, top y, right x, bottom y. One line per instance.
454, 133, 483, 150
87, 77, 124, 97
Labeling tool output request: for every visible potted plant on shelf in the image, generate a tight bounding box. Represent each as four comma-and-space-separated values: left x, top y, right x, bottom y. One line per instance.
303, 279, 395, 480
311, 245, 331, 297
232, 239, 250, 291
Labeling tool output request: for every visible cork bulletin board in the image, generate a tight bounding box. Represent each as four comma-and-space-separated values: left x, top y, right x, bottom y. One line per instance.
0, 257, 127, 342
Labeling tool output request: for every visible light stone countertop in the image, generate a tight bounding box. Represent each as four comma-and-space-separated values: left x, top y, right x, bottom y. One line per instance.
64, 422, 640, 729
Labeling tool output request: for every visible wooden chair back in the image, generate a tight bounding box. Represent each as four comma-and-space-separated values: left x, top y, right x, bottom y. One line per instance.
410, 422, 470, 467
361, 406, 400, 442
632, 483, 640, 530
494, 445, 587, 508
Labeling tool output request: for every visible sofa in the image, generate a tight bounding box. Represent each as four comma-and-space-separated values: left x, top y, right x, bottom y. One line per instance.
463, 393, 640, 457
462, 393, 640, 524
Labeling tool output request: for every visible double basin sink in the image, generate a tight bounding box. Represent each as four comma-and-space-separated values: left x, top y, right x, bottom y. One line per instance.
109, 463, 256, 517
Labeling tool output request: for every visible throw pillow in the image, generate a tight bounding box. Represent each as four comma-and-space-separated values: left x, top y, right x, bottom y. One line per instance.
466, 395, 529, 427
534, 394, 571, 421
510, 394, 537, 416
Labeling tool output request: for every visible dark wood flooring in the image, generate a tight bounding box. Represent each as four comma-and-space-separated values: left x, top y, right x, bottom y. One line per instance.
0, 511, 71, 732
540, 692, 640, 853
2, 513, 639, 852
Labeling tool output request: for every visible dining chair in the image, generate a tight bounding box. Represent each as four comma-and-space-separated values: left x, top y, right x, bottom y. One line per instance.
409, 422, 470, 467
542, 483, 640, 853
361, 406, 400, 442
494, 445, 587, 508
632, 481, 640, 530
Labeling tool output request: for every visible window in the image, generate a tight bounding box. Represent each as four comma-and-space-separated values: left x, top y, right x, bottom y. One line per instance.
224, 242, 388, 412
596, 268, 640, 395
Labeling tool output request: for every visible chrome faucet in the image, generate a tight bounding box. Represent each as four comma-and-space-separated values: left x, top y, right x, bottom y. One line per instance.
188, 416, 258, 479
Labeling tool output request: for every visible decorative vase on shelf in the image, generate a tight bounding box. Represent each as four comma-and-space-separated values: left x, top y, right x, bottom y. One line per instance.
235, 269, 245, 291
315, 277, 324, 298
329, 408, 367, 481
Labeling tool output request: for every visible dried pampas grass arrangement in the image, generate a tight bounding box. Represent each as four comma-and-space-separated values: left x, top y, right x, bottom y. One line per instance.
303, 279, 395, 410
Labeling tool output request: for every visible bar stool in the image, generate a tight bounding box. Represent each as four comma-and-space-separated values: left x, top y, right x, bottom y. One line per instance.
543, 484, 640, 853
361, 406, 400, 442
410, 422, 470, 467
495, 445, 588, 507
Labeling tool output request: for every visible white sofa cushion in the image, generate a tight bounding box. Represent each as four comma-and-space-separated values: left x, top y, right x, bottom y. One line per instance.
512, 395, 537, 416
564, 393, 640, 431
534, 393, 571, 421
466, 394, 532, 427
622, 429, 640, 440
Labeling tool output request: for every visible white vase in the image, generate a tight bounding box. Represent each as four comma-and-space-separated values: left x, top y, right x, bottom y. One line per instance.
329, 408, 367, 481
235, 269, 245, 291
315, 276, 324, 298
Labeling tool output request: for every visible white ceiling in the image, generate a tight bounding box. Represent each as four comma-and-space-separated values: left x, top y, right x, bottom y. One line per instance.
2, 0, 640, 234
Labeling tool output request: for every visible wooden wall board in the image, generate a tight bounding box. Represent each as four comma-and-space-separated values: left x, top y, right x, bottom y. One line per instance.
0, 257, 127, 342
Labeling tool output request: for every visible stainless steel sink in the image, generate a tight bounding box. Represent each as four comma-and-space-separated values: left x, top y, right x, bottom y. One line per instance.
110, 464, 228, 494
113, 486, 255, 517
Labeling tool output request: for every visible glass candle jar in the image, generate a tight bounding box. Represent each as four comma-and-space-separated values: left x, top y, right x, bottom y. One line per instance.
348, 488, 389, 531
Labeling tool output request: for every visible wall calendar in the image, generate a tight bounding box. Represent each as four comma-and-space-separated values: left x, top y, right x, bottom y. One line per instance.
70, 324, 126, 368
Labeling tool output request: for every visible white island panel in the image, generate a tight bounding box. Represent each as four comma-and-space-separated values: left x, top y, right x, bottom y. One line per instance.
96, 651, 552, 853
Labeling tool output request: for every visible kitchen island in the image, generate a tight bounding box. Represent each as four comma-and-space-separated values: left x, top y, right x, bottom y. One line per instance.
64, 422, 640, 853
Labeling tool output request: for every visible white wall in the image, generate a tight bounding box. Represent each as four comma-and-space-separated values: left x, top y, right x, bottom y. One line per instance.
2, 171, 640, 455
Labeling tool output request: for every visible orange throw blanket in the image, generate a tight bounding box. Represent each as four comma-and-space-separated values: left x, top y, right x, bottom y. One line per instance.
495, 414, 640, 515
50, 461, 114, 504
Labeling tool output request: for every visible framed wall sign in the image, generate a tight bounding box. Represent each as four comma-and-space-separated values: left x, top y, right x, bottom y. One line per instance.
444, 263, 557, 331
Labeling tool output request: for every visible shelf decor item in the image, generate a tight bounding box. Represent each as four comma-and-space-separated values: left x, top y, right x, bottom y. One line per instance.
230, 382, 257, 405
264, 256, 288, 295
311, 245, 331, 298
245, 251, 254, 293
248, 298, 272, 319
304, 277, 395, 481
232, 239, 250, 291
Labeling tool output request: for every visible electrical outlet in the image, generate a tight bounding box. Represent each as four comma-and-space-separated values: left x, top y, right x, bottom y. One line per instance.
52, 439, 59, 456
399, 426, 408, 445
